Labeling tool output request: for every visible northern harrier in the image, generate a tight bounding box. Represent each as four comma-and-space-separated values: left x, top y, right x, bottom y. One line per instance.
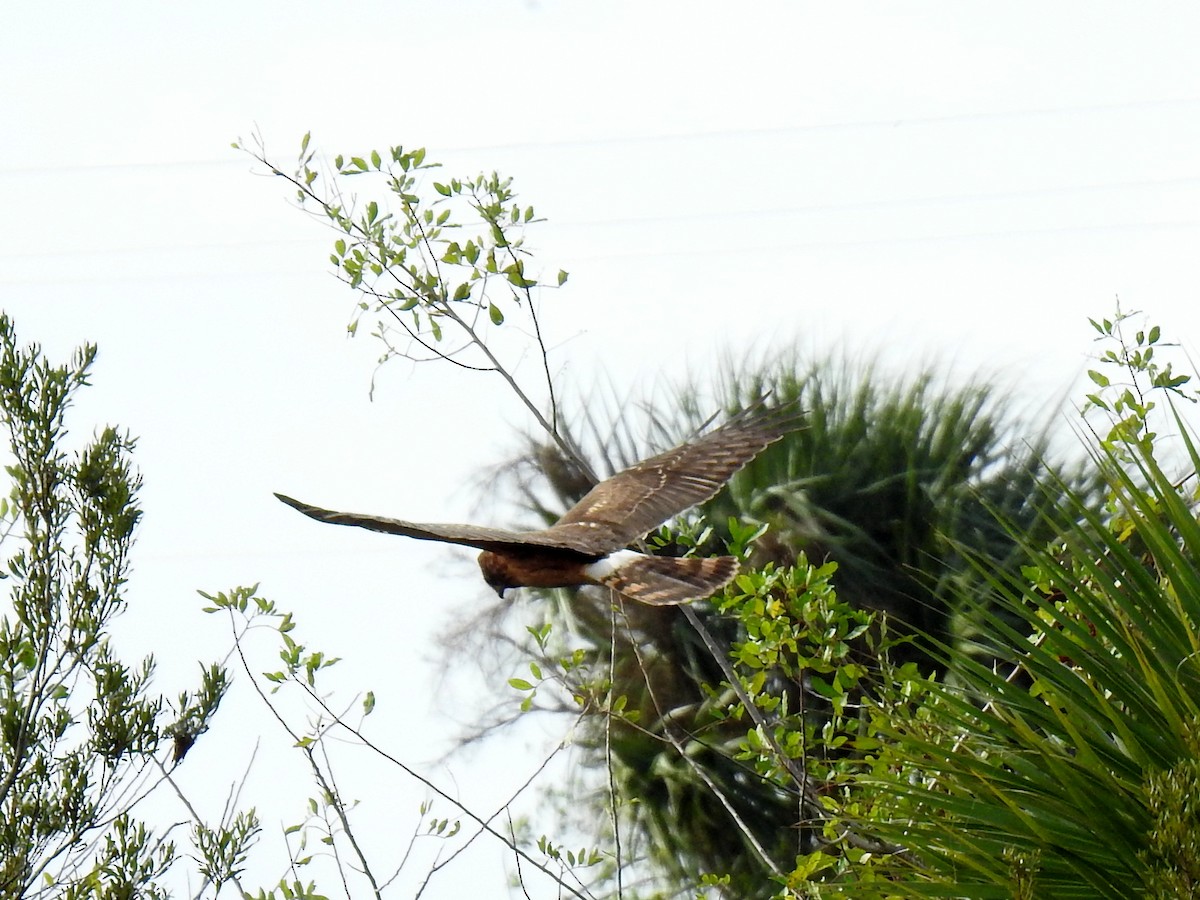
276, 407, 795, 606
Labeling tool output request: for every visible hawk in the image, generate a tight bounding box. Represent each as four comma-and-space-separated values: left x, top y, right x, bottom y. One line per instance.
276, 407, 795, 606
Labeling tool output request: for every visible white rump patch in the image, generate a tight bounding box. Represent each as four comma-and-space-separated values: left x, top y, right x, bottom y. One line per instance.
583, 549, 645, 581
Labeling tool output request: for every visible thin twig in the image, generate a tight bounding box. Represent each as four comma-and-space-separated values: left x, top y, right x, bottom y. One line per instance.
616, 601, 783, 878
416, 715, 587, 898
157, 760, 251, 900
244, 142, 596, 485
680, 605, 817, 803
226, 609, 384, 900
680, 605, 902, 856
287, 672, 596, 900
606, 596, 624, 898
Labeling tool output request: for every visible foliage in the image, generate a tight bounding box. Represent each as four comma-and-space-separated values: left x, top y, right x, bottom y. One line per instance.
233, 132, 573, 448
1083, 300, 1192, 451
199, 580, 619, 900
470, 358, 1080, 896
200, 584, 387, 900
796, 307, 1200, 897
0, 315, 234, 898
245, 131, 1200, 898
228, 135, 647, 897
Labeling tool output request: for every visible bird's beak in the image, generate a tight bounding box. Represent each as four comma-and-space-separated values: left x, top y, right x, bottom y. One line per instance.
493, 586, 507, 599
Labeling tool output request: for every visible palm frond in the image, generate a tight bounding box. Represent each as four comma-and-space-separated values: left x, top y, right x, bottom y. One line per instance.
854, 413, 1200, 897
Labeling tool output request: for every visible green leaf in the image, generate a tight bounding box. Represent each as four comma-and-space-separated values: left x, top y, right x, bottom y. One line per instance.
488, 303, 504, 325
1087, 369, 1110, 388
370, 149, 381, 169
504, 264, 536, 289
508, 678, 534, 691
363, 691, 375, 714
557, 269, 569, 286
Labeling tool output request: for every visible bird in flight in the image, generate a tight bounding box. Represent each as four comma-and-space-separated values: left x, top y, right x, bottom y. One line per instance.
276, 406, 795, 606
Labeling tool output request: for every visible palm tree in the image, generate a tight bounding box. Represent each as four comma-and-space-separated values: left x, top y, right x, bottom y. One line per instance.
459, 352, 1084, 897
846, 405, 1200, 898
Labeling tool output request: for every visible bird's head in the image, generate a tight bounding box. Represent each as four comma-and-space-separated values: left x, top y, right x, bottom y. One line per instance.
477, 550, 514, 598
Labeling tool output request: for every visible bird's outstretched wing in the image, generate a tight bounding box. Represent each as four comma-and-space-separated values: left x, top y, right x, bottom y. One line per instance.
273, 493, 600, 555
548, 405, 799, 552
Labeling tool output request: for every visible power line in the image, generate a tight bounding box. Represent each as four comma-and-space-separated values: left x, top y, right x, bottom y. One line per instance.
462, 95, 1200, 153
2, 95, 1198, 177
2, 216, 1197, 289
2, 172, 1197, 262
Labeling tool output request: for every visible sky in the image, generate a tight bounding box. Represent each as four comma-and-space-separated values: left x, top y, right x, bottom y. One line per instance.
3, 2, 1200, 897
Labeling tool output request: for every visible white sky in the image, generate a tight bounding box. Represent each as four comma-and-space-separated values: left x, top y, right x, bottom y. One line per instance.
3, 2, 1200, 897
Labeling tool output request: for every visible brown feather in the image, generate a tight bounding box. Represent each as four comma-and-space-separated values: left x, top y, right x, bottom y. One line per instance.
549, 406, 797, 551
273, 493, 600, 554
595, 555, 740, 606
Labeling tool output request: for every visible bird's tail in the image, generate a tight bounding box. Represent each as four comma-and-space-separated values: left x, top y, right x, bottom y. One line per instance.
598, 555, 739, 606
